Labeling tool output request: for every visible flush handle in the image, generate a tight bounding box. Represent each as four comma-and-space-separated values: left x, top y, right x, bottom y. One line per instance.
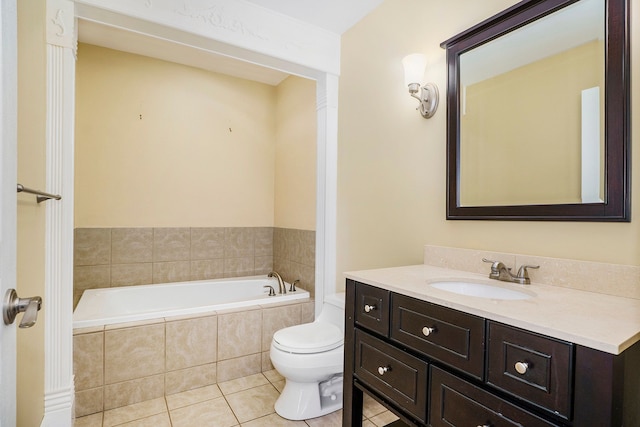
3, 289, 42, 328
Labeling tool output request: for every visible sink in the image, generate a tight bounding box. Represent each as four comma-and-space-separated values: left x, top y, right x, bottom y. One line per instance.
430, 281, 532, 300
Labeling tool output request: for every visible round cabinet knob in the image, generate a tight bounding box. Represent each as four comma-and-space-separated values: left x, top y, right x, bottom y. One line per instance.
476, 424, 491, 427
422, 326, 435, 337
377, 366, 390, 375
364, 304, 376, 313
515, 361, 529, 375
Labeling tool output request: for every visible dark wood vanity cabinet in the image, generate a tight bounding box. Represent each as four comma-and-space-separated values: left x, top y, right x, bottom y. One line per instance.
343, 279, 640, 427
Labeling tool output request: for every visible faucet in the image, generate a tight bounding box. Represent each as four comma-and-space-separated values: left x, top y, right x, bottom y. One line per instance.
268, 271, 287, 294
482, 258, 539, 285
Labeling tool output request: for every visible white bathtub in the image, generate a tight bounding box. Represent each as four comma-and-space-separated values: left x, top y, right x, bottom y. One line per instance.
73, 275, 310, 329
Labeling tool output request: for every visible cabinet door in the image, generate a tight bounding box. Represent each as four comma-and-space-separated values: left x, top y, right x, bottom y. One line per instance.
354, 329, 428, 422
391, 293, 485, 379
487, 322, 573, 419
430, 366, 560, 427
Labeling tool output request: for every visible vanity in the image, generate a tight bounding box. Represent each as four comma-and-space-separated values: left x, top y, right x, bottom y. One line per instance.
342, 265, 640, 427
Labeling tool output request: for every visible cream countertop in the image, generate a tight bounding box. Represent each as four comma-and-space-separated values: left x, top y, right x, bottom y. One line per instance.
345, 264, 640, 355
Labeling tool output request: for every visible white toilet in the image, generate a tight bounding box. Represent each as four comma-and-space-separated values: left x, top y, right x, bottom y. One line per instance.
270, 293, 345, 420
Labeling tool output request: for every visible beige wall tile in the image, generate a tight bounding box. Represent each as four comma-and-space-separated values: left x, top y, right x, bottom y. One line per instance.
261, 351, 273, 372
216, 353, 262, 382
154, 228, 191, 262
218, 309, 262, 360
225, 228, 254, 258
301, 301, 315, 323
254, 256, 274, 276
190, 228, 225, 260
111, 228, 153, 264
103, 375, 165, 410
75, 228, 111, 266
111, 263, 152, 287
166, 315, 217, 371
153, 261, 190, 284
75, 387, 104, 418
190, 259, 224, 281
74, 332, 104, 391
261, 304, 301, 351
165, 363, 217, 395
74, 413, 103, 427
104, 324, 165, 384
223, 257, 254, 278
74, 265, 111, 292
255, 227, 274, 257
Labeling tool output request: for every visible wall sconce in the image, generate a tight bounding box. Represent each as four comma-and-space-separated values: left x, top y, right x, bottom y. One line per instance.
402, 53, 439, 119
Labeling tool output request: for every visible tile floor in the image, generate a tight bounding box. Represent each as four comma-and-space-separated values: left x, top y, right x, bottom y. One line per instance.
74, 370, 399, 427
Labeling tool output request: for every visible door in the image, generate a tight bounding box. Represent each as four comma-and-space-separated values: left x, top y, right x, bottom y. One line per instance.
0, 0, 18, 425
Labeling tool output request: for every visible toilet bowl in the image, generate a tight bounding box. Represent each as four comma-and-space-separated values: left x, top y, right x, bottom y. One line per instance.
270, 293, 345, 420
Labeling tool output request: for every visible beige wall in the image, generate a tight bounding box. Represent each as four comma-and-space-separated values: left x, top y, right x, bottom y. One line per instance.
75, 45, 317, 232
16, 0, 46, 424
337, 0, 640, 288
275, 76, 317, 230
75, 44, 278, 228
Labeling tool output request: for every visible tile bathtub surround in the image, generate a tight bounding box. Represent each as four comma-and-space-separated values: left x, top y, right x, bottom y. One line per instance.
73, 299, 315, 418
424, 245, 640, 299
74, 227, 316, 307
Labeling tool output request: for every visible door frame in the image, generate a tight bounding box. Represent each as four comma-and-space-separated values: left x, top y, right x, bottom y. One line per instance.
43, 0, 340, 424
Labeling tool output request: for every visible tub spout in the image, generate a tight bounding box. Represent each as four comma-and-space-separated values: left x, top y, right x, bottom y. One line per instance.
268, 271, 286, 294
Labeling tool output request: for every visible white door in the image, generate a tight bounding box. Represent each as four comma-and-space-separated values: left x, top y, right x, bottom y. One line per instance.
0, 0, 18, 425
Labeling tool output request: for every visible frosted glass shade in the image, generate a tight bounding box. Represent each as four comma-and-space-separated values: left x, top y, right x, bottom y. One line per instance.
402, 54, 427, 87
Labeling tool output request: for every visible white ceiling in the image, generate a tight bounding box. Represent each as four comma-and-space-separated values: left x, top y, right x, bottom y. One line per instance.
241, 0, 384, 34
78, 0, 383, 86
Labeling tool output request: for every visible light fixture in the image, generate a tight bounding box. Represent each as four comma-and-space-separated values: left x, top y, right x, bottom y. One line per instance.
402, 53, 439, 119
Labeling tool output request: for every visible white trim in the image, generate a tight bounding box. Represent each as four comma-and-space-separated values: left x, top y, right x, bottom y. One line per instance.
44, 0, 340, 423
42, 1, 76, 424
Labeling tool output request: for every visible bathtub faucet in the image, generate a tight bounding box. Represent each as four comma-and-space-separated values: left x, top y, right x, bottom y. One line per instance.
268, 271, 287, 294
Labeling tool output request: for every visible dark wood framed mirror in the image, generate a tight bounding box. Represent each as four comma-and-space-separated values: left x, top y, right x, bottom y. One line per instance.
441, 0, 630, 221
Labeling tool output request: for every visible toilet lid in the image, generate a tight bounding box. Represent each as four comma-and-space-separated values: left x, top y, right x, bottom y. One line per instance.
272, 322, 343, 354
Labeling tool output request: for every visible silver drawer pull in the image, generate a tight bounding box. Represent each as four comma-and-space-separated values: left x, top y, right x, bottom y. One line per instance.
422, 326, 435, 336
377, 366, 390, 375
364, 304, 376, 313
477, 424, 491, 427
515, 361, 529, 375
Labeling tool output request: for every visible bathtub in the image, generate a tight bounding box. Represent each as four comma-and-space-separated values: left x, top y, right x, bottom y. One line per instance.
73, 275, 310, 329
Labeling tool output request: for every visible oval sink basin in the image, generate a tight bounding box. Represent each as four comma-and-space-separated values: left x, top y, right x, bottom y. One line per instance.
430, 281, 532, 300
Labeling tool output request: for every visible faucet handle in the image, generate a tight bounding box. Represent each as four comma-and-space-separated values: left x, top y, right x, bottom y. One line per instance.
516, 264, 539, 279
289, 279, 300, 292
482, 258, 509, 270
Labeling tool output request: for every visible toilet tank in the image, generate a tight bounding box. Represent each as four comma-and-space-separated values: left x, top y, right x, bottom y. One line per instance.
316, 293, 345, 334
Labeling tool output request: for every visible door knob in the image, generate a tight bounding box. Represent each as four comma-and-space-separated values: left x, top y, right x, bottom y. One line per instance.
3, 289, 42, 328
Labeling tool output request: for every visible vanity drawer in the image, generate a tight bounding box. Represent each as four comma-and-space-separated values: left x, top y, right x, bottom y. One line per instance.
390, 293, 485, 379
487, 322, 573, 419
430, 366, 560, 427
354, 329, 428, 422
355, 282, 390, 336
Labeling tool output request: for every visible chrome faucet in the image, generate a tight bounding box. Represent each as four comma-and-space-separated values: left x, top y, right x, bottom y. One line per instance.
268, 271, 287, 294
482, 258, 539, 285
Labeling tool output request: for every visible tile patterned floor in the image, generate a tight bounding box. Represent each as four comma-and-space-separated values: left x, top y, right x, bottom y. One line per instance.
74, 370, 399, 427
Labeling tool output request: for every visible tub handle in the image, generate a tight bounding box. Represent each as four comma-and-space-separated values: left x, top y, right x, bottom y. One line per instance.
264, 285, 276, 296
289, 279, 300, 292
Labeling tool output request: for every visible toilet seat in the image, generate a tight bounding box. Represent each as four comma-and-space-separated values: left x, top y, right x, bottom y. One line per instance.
272, 322, 343, 354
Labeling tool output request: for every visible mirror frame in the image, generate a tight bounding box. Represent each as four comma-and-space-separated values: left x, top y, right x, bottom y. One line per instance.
441, 0, 630, 221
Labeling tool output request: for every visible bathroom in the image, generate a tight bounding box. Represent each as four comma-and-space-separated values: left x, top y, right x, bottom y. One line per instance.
7, 0, 640, 426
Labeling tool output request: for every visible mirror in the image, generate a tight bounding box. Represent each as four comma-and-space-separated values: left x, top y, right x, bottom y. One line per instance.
441, 0, 630, 221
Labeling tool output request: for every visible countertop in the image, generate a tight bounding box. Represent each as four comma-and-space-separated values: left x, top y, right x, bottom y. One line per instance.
345, 264, 640, 355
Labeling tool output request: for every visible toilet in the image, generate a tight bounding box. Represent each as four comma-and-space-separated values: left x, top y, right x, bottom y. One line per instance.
270, 293, 345, 420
